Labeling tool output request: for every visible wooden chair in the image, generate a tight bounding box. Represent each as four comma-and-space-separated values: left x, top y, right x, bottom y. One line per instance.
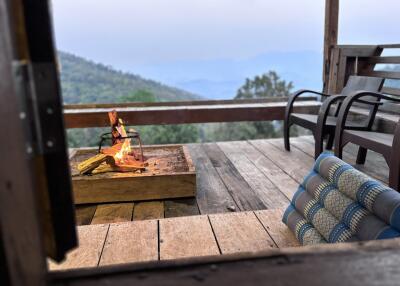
334, 90, 400, 190
284, 76, 384, 158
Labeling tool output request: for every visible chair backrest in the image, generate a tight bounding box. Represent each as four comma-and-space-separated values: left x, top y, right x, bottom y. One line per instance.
341, 75, 384, 97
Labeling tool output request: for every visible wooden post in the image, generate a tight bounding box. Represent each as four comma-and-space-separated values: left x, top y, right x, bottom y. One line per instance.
323, 0, 339, 93
0, 0, 47, 285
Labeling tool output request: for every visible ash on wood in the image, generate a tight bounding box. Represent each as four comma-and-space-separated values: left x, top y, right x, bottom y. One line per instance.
70, 145, 196, 204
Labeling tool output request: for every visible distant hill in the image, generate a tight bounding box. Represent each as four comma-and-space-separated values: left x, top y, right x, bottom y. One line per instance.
58, 51, 202, 104
131, 50, 323, 99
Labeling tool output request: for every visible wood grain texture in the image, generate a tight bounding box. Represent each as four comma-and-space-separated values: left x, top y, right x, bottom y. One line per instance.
48, 224, 109, 270
91, 203, 134, 225
255, 208, 300, 248
73, 173, 196, 204
75, 205, 97, 226
159, 215, 220, 260
49, 239, 400, 286
164, 198, 200, 218
209, 212, 276, 254
239, 140, 298, 200
186, 144, 237, 214
323, 0, 339, 92
202, 143, 266, 211
217, 141, 288, 209
133, 201, 164, 220
99, 220, 158, 266
249, 139, 313, 183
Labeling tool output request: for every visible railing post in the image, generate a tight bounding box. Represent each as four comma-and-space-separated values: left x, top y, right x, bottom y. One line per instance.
323, 0, 339, 93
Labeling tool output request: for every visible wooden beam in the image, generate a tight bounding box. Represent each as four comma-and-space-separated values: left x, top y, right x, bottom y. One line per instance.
49, 238, 400, 286
0, 0, 47, 285
323, 0, 339, 93
64, 101, 321, 129
63, 96, 317, 110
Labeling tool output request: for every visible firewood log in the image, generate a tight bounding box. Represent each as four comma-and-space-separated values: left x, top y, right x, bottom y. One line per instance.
77, 154, 115, 174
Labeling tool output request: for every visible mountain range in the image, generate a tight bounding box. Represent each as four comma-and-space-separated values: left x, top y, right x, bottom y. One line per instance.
59, 51, 202, 104
131, 50, 323, 99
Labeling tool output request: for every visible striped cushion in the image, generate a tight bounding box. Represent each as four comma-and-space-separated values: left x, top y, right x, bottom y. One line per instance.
283, 151, 400, 245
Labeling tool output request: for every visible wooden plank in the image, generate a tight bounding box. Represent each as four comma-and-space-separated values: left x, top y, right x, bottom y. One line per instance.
362, 56, 400, 64
250, 139, 314, 183
75, 205, 97, 226
50, 239, 400, 286
323, 0, 339, 93
186, 144, 238, 214
133, 201, 164, 220
202, 143, 267, 211
159, 215, 220, 260
218, 141, 289, 209
209, 212, 276, 254
48, 224, 109, 270
361, 70, 400, 80
164, 198, 200, 218
236, 141, 298, 200
91, 203, 134, 225
64, 101, 321, 128
255, 208, 300, 248
290, 136, 316, 158
73, 173, 196, 204
99, 220, 158, 266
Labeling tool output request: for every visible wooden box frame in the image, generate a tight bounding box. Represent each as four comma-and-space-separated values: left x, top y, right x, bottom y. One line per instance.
70, 145, 196, 204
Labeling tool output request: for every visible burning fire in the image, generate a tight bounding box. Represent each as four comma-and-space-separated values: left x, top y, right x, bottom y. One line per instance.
77, 110, 146, 175
114, 139, 131, 164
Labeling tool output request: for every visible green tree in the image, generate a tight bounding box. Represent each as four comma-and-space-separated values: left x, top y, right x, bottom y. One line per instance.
120, 89, 156, 102
236, 71, 294, 99
209, 71, 298, 141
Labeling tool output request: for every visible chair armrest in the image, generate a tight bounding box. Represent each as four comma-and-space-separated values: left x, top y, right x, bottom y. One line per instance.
334, 91, 398, 155
284, 89, 330, 125
315, 95, 346, 136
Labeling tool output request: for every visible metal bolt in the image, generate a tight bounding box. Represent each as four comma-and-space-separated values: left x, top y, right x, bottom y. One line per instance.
19, 112, 26, 119
46, 108, 54, 115
46, 140, 54, 148
26, 145, 33, 154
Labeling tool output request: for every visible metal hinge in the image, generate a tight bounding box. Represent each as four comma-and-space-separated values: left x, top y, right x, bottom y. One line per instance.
12, 61, 64, 156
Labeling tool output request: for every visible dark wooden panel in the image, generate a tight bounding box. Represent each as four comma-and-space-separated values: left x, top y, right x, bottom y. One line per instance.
0, 0, 48, 285
202, 143, 266, 211
75, 205, 97, 226
49, 239, 400, 286
64, 102, 321, 129
164, 199, 200, 218
186, 144, 238, 214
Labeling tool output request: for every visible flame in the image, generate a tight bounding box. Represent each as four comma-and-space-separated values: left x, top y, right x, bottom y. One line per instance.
114, 139, 131, 164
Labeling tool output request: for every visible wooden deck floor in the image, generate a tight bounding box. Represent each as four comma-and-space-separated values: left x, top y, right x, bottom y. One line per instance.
74, 135, 390, 225
49, 136, 393, 270
49, 207, 300, 270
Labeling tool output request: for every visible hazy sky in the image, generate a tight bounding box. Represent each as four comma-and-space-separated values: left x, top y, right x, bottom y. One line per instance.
52, 0, 400, 69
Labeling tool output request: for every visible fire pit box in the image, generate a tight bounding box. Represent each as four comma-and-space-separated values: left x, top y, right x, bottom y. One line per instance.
69, 145, 196, 204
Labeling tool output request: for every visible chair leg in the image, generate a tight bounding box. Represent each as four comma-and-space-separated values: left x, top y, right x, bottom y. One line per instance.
326, 133, 334, 150
389, 153, 400, 191
334, 141, 343, 159
356, 147, 368, 165
314, 133, 324, 159
284, 120, 291, 151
